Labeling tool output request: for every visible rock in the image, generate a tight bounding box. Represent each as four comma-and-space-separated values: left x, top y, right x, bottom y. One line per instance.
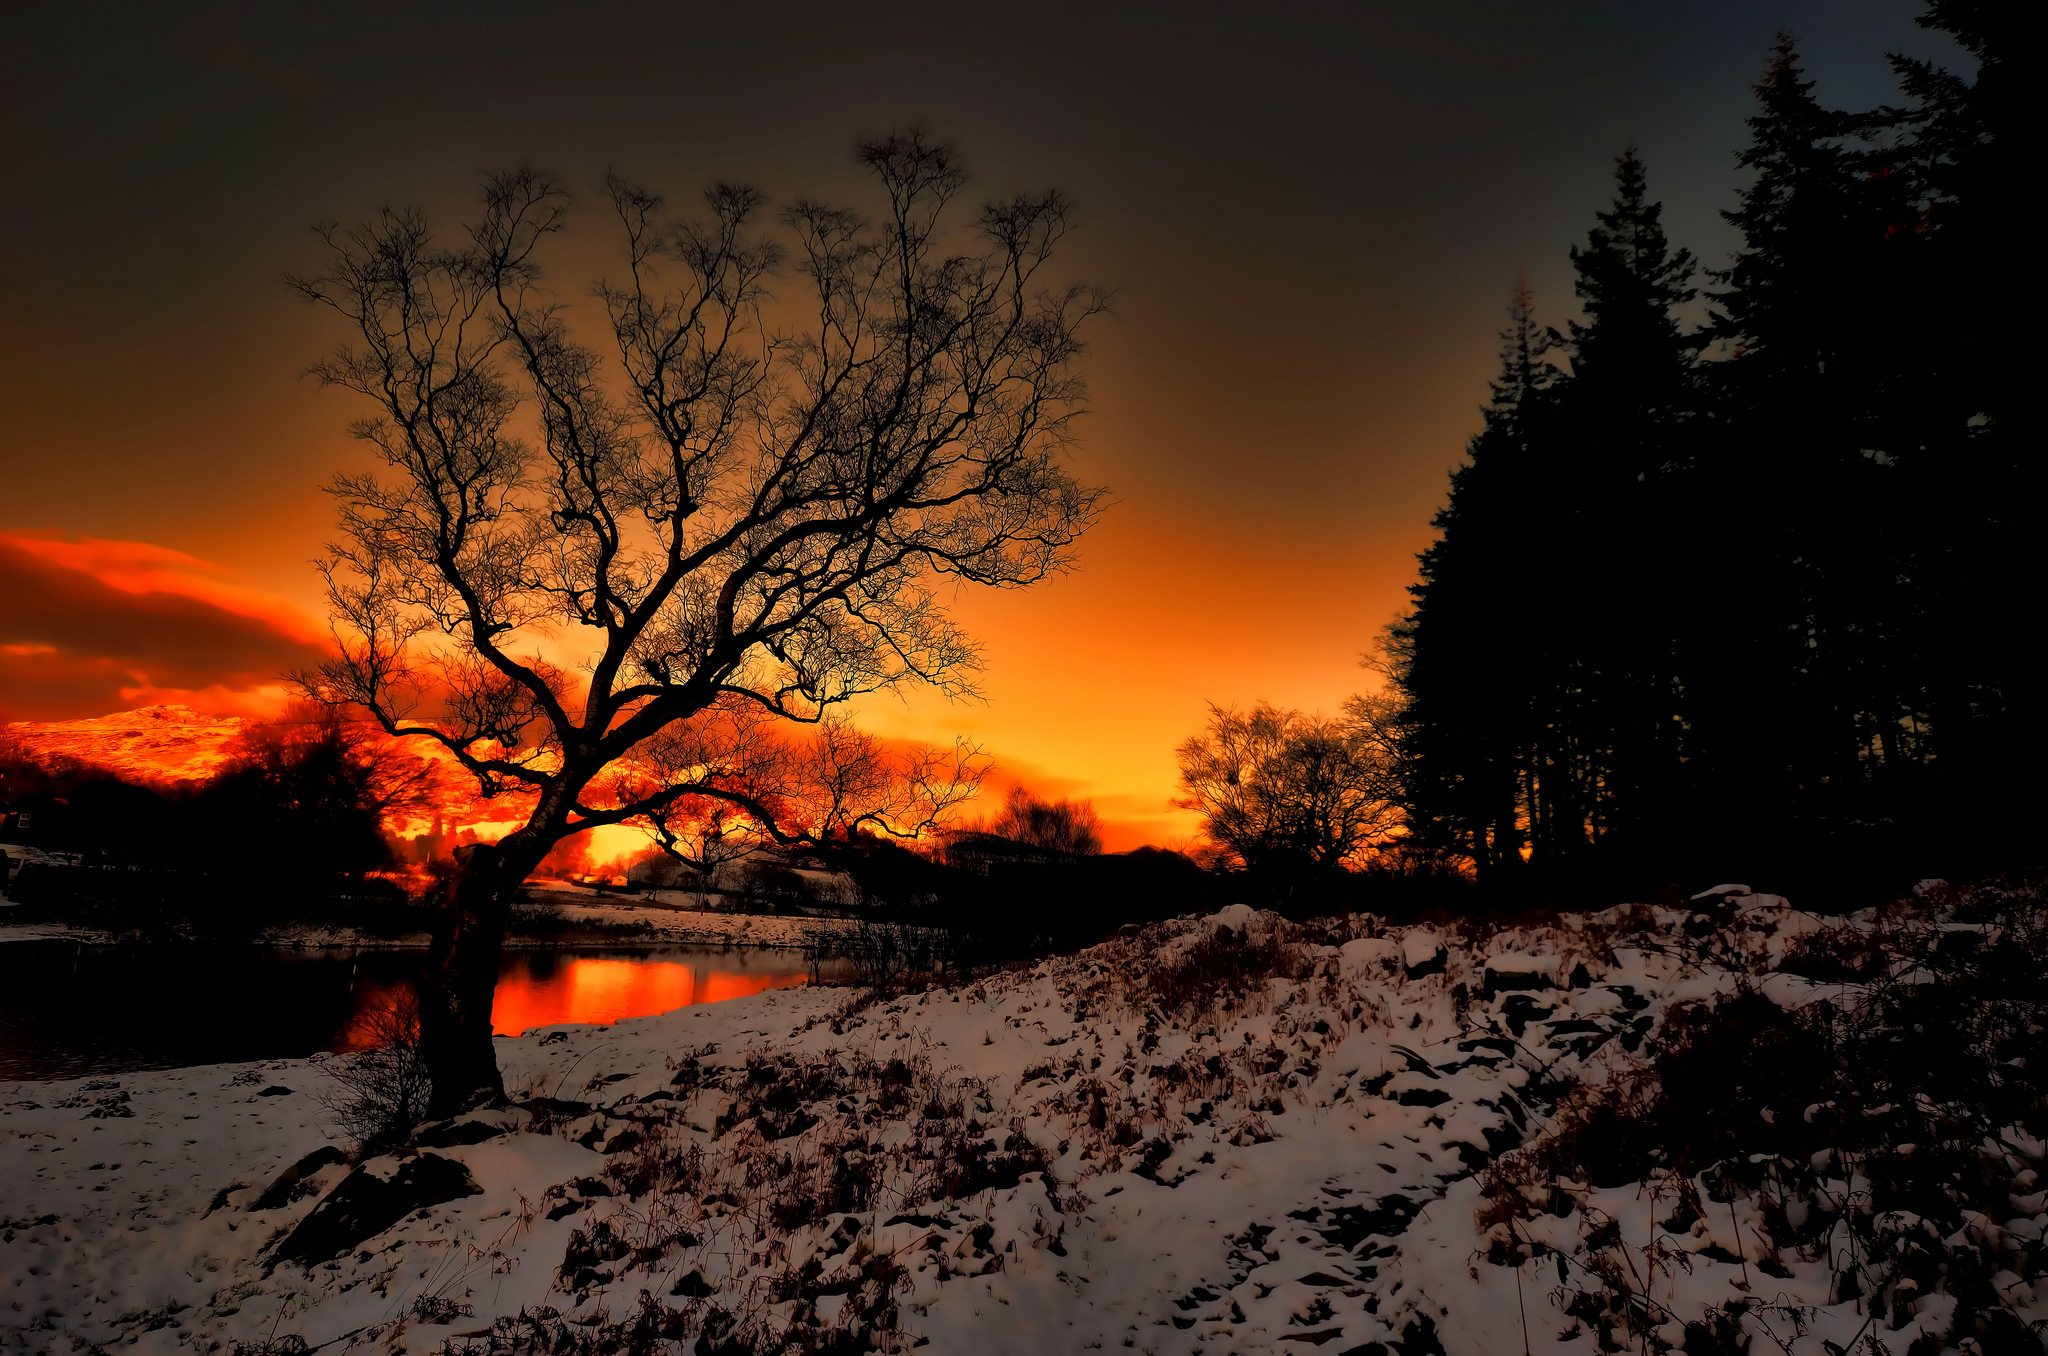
1401, 933, 1447, 979
1481, 954, 1557, 997
250, 1146, 349, 1211
670, 1269, 715, 1297
414, 1116, 511, 1149
1339, 937, 1401, 972
1208, 903, 1260, 934
268, 1152, 481, 1268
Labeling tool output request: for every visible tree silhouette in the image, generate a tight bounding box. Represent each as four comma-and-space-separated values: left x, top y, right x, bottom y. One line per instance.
294, 131, 1105, 1113
1693, 36, 1923, 852
1391, 9, 2041, 894
1393, 152, 1701, 884
1387, 282, 1557, 881
1885, 3, 2039, 856
1176, 701, 1400, 890
1551, 148, 1699, 869
986, 785, 1104, 856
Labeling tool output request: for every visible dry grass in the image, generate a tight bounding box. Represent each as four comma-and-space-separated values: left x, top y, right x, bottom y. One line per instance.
1472, 880, 2048, 1354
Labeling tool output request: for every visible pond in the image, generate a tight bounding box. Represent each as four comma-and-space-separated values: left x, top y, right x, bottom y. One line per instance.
0, 941, 840, 1083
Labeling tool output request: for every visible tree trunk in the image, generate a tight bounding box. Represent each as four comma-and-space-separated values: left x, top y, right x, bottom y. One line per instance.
419, 842, 515, 1118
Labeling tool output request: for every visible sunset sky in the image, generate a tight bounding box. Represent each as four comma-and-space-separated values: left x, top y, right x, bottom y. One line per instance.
2, 1, 1958, 848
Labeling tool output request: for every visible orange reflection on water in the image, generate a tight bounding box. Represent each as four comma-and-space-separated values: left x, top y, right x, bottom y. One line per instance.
489, 954, 810, 1037
328, 951, 815, 1052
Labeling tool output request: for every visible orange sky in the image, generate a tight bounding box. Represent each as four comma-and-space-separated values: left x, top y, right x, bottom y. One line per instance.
0, 507, 1422, 850
0, 2, 1951, 850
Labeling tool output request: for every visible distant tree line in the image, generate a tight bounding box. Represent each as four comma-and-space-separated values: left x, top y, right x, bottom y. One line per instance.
1388, 5, 2032, 895
0, 714, 422, 933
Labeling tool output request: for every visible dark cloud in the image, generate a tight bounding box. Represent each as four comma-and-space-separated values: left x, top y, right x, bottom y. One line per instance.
0, 538, 328, 720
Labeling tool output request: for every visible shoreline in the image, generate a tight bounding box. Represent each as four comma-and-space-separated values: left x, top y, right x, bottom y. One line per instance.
0, 899, 862, 952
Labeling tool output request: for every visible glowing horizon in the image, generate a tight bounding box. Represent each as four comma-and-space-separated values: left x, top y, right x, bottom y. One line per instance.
1, 4, 1953, 852
0, 522, 1407, 852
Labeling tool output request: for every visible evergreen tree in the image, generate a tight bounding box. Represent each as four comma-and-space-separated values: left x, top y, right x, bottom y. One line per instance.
1886, 2, 2040, 860
1694, 37, 1919, 855
1397, 154, 1704, 890
1392, 6, 2037, 897
1546, 149, 1699, 873
1391, 283, 1558, 882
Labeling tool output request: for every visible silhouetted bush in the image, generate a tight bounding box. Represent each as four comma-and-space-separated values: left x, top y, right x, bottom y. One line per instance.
804, 916, 960, 993
1146, 922, 1308, 1018
827, 838, 1221, 964
730, 859, 818, 914
315, 991, 433, 1151
984, 785, 1104, 855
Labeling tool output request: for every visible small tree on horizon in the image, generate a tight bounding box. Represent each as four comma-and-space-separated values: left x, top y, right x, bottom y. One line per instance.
1174, 698, 1402, 889
984, 784, 1104, 856
292, 130, 1105, 1115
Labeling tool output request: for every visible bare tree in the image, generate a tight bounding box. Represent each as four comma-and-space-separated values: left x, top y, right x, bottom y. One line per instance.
292, 131, 1105, 1114
615, 706, 986, 874
986, 784, 1104, 855
1174, 698, 1402, 880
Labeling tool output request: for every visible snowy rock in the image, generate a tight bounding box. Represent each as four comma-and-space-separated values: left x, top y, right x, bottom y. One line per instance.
1398, 936, 1448, 983
1338, 935, 1401, 976
248, 1145, 349, 1211
1206, 902, 1261, 934
268, 1151, 482, 1268
1481, 952, 1558, 995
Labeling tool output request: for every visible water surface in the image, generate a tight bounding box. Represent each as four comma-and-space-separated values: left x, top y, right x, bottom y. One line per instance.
0, 942, 832, 1082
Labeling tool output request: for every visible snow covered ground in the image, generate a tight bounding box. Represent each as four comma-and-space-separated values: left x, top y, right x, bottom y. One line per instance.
3, 890, 2043, 1354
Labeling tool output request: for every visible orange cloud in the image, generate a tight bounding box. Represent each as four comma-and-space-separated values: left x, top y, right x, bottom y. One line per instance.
2, 533, 326, 643
0, 533, 330, 722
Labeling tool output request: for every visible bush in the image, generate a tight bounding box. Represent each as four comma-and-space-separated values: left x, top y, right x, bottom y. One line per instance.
985, 785, 1104, 855
803, 916, 960, 993
1145, 922, 1308, 1018
316, 991, 433, 1150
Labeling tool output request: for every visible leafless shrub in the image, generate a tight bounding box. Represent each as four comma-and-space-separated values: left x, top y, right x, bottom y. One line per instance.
1141, 923, 1307, 1018
804, 917, 959, 993
985, 784, 1104, 855
226, 1337, 309, 1356
315, 990, 432, 1150
409, 1292, 475, 1324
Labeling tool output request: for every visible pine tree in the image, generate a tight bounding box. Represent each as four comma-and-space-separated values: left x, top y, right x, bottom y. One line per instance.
1565, 150, 1697, 423
1546, 150, 1699, 874
1399, 155, 1704, 889
1390, 282, 1558, 882
1394, 6, 2038, 896
1885, 2, 2040, 859
1693, 37, 1916, 856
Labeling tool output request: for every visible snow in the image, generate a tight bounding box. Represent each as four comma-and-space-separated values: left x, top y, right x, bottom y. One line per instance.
1400, 930, 1445, 970
3, 894, 2042, 1354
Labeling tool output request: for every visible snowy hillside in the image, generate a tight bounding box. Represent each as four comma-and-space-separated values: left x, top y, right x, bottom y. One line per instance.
3, 883, 2044, 1354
